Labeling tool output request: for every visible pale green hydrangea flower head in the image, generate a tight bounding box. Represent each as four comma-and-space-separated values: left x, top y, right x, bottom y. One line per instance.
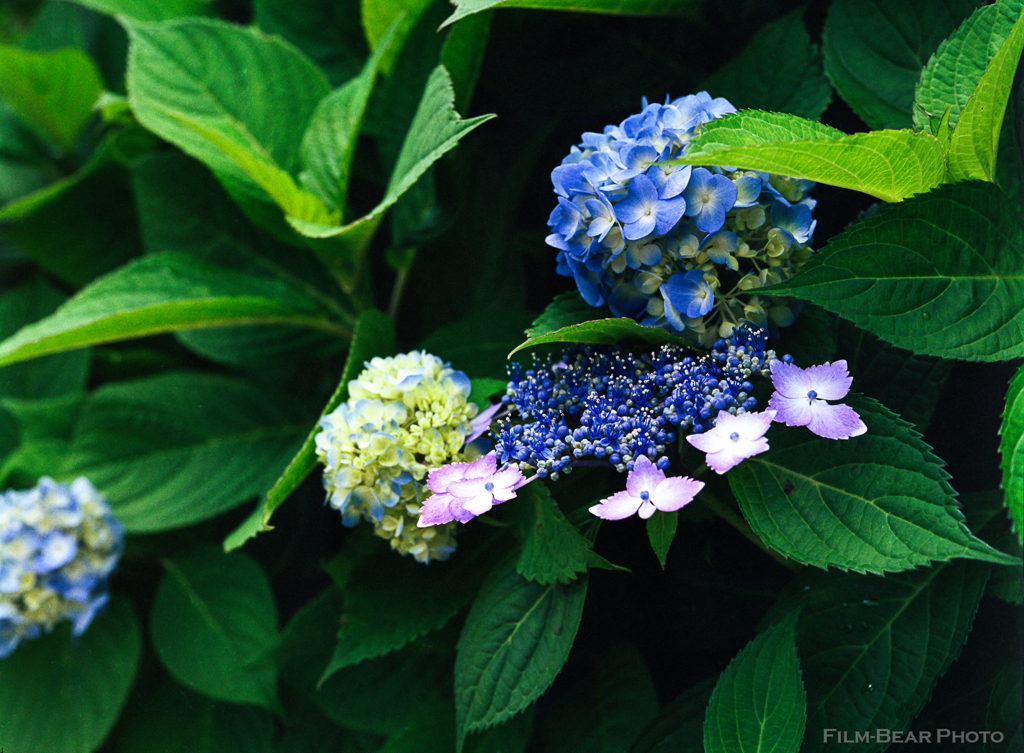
316, 351, 481, 563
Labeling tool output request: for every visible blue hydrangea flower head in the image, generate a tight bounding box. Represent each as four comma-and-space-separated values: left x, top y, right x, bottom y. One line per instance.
546, 94, 817, 345
0, 477, 124, 657
315, 351, 481, 563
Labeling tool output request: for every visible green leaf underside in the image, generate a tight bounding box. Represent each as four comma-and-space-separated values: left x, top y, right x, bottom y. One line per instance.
629, 677, 717, 753
704, 611, 805, 753
63, 372, 308, 532
150, 546, 278, 709
672, 112, 945, 203
704, 8, 831, 121
441, 0, 701, 28
125, 17, 332, 218
822, 0, 978, 131
947, 6, 1024, 181
0, 252, 344, 369
455, 555, 587, 748
321, 546, 486, 681
510, 315, 692, 357
0, 45, 103, 151
1002, 364, 1024, 543
289, 64, 494, 245
646, 512, 678, 569
223, 309, 395, 550
914, 0, 1024, 134
782, 561, 988, 753
516, 483, 591, 584
0, 597, 141, 753
765, 182, 1024, 362
729, 397, 1020, 573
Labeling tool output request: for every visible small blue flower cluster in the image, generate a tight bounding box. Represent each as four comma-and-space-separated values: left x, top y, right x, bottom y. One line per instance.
494, 328, 786, 478
547, 93, 816, 346
0, 477, 124, 657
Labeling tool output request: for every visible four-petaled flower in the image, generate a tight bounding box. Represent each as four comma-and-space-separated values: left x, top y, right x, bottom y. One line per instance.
589, 455, 704, 520
686, 409, 776, 474
418, 451, 527, 527
661, 268, 714, 329
682, 168, 738, 234
614, 174, 687, 241
768, 360, 867, 439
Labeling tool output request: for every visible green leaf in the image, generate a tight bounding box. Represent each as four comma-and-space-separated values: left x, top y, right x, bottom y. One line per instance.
299, 19, 397, 212
1002, 364, 1024, 543
455, 555, 588, 749
704, 8, 831, 121
729, 397, 1021, 573
62, 372, 309, 532
468, 377, 508, 409
839, 322, 952, 432
821, 0, 978, 130
509, 315, 691, 358
628, 677, 717, 753
441, 0, 700, 28
320, 546, 486, 681
114, 681, 276, 753
914, 0, 1023, 134
223, 308, 394, 550
775, 561, 989, 753
125, 18, 335, 223
441, 5, 492, 115
0, 275, 89, 400
516, 483, 591, 584
0, 45, 102, 150
525, 291, 601, 339
704, 611, 805, 753
361, 0, 434, 74
0, 393, 85, 488
253, 0, 368, 86
0, 252, 347, 369
765, 181, 1024, 361
66, 0, 212, 21
288, 64, 494, 253
418, 307, 537, 381
947, 5, 1024, 181
0, 141, 143, 287
0, 596, 141, 753
646, 511, 679, 569
537, 643, 659, 753
671, 111, 946, 203
150, 545, 279, 709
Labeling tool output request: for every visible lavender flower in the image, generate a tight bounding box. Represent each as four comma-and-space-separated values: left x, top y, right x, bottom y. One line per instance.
686, 410, 776, 474
418, 451, 527, 526
768, 360, 868, 439
588, 455, 704, 520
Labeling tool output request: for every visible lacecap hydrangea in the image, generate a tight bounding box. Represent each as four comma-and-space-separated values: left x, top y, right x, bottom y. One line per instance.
495, 327, 786, 479
1, 477, 124, 657
547, 92, 816, 346
315, 351, 482, 563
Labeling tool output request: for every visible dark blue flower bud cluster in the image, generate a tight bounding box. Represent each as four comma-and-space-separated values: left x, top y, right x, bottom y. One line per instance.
547, 93, 817, 347
494, 328, 786, 478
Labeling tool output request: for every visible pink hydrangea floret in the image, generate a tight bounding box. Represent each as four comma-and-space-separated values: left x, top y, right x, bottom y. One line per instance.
589, 455, 704, 520
768, 360, 867, 440
417, 451, 526, 527
686, 409, 776, 474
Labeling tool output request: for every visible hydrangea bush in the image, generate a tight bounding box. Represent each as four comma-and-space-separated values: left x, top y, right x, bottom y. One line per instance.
0, 1, 1021, 752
